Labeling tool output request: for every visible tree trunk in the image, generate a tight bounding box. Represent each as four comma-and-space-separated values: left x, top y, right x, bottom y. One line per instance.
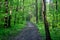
39, 0, 44, 21
4, 0, 8, 28
8, 15, 11, 27
35, 0, 38, 23
56, 0, 58, 25
43, 0, 51, 40
0, 2, 1, 8
56, 0, 57, 10
14, 13, 16, 25
14, 5, 18, 25
23, 0, 24, 20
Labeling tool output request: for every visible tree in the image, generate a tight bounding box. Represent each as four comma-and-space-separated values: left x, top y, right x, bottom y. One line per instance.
14, 3, 18, 25
4, 0, 8, 28
56, 0, 58, 26
39, 0, 43, 21
42, 0, 51, 40
4, 0, 11, 27
35, 0, 38, 23
23, 0, 24, 20
56, 0, 57, 10
52, 0, 58, 28
0, 1, 1, 8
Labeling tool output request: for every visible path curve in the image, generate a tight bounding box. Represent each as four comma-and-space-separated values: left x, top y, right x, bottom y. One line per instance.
14, 21, 42, 40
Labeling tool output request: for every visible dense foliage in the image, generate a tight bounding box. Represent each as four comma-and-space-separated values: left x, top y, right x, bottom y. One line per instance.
0, 0, 60, 40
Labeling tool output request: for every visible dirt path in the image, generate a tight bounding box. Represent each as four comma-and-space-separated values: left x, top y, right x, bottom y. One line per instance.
14, 21, 42, 40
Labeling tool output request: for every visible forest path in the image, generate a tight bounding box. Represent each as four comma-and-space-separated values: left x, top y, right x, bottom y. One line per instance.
14, 21, 42, 40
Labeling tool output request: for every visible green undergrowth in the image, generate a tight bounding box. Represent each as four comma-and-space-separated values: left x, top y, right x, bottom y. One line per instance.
50, 27, 60, 40
37, 21, 46, 40
0, 21, 26, 40
37, 21, 60, 40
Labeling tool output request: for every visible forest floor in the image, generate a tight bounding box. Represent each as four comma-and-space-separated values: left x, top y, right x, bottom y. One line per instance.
13, 21, 42, 40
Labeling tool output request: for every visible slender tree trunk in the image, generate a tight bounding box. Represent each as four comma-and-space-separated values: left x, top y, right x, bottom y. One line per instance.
43, 0, 51, 40
4, 0, 11, 27
0, 2, 1, 8
23, 0, 24, 20
8, 15, 11, 27
56, 0, 58, 25
8, 10, 12, 27
14, 13, 16, 25
14, 5, 18, 25
39, 0, 44, 21
35, 0, 38, 23
4, 0, 8, 28
56, 0, 57, 10
52, 0, 58, 28
16, 5, 19, 24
